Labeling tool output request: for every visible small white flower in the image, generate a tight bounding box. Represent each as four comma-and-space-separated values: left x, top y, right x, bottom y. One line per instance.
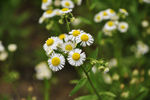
67, 48, 86, 66
54, 0, 61, 7
108, 58, 118, 67
48, 53, 65, 71
118, 22, 128, 33
35, 62, 52, 80
53, 9, 61, 16
43, 37, 60, 55
103, 74, 112, 84
41, 0, 52, 10
0, 41, 5, 52
141, 20, 149, 27
112, 73, 120, 80
121, 91, 129, 98
119, 8, 128, 16
39, 15, 46, 24
8, 44, 17, 52
104, 21, 117, 31
101, 10, 110, 20
72, 18, 81, 26
94, 13, 103, 23
143, 0, 150, 3
59, 8, 72, 14
69, 29, 83, 42
0, 51, 8, 61
61, 41, 76, 53
106, 8, 116, 18
61, 0, 74, 8
76, 0, 82, 6
77, 32, 94, 47
58, 33, 68, 41
43, 9, 56, 18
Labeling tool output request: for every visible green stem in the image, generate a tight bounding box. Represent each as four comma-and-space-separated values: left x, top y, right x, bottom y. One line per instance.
44, 79, 50, 100
81, 66, 101, 100
65, 16, 70, 32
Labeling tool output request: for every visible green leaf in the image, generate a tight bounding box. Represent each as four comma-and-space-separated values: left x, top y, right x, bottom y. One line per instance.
79, 17, 92, 25
99, 92, 116, 97
75, 94, 97, 100
69, 78, 87, 96
89, 48, 99, 59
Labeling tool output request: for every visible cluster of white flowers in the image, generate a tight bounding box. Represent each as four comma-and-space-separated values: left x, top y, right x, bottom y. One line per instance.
39, 0, 82, 24
35, 62, 52, 80
131, 41, 149, 58
43, 29, 94, 71
94, 8, 129, 36
0, 41, 17, 61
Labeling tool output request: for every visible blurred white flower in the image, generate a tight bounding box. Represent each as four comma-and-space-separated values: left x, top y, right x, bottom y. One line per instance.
119, 8, 128, 16
39, 15, 46, 24
104, 68, 109, 73
143, 0, 150, 3
76, 0, 82, 6
61, 0, 74, 8
112, 73, 119, 80
132, 69, 139, 76
35, 62, 52, 80
43, 9, 56, 18
59, 8, 72, 14
118, 22, 128, 33
103, 74, 112, 84
41, 0, 52, 10
0, 51, 8, 61
92, 66, 97, 73
54, 0, 61, 6
141, 20, 149, 27
104, 21, 117, 31
108, 58, 118, 68
0, 41, 5, 52
121, 91, 129, 98
72, 18, 81, 26
94, 13, 103, 23
8, 44, 17, 52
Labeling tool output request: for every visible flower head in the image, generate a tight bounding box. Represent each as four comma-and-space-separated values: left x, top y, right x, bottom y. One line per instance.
43, 9, 56, 18
94, 13, 103, 23
69, 29, 83, 42
67, 48, 86, 66
41, 0, 52, 10
118, 22, 128, 33
61, 41, 76, 53
104, 21, 117, 31
59, 8, 72, 14
119, 8, 128, 16
8, 44, 17, 52
61, 0, 74, 8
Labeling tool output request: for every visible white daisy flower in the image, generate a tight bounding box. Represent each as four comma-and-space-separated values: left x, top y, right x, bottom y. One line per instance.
106, 8, 116, 18
104, 21, 117, 31
0, 51, 8, 61
53, 9, 61, 16
118, 22, 128, 33
43, 37, 59, 55
71, 18, 81, 26
119, 8, 128, 16
61, 41, 76, 53
35, 62, 52, 80
59, 33, 68, 40
69, 29, 83, 42
43, 9, 56, 18
101, 10, 110, 20
61, 0, 74, 8
67, 48, 86, 66
141, 20, 149, 28
39, 15, 46, 24
54, 0, 61, 7
48, 53, 65, 71
76, 0, 82, 6
77, 32, 94, 47
8, 44, 17, 52
59, 8, 72, 14
94, 13, 103, 23
41, 0, 52, 10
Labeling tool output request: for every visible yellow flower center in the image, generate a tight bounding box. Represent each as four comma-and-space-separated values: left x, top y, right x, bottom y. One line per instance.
51, 57, 60, 66
46, 10, 53, 14
65, 44, 72, 51
110, 9, 115, 14
65, 2, 70, 6
121, 25, 125, 29
108, 21, 114, 27
81, 34, 89, 41
42, 0, 47, 3
59, 34, 66, 40
72, 53, 80, 61
46, 38, 54, 46
72, 30, 80, 36
61, 8, 69, 11
97, 16, 101, 20
103, 12, 108, 16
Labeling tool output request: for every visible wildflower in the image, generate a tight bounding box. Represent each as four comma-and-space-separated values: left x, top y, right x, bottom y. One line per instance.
141, 20, 149, 27
94, 13, 103, 23
104, 21, 117, 31
61, 0, 74, 9
121, 91, 129, 98
71, 18, 81, 26
106, 8, 116, 18
54, 0, 61, 7
61, 41, 76, 53
76, 0, 82, 6
103, 74, 112, 84
67, 48, 86, 66
132, 69, 139, 76
8, 44, 17, 52
104, 67, 109, 73
101, 10, 110, 20
108, 58, 118, 67
92, 66, 97, 73
59, 8, 72, 14
118, 22, 128, 33
48, 53, 65, 71
41, 0, 52, 10
54, 9, 61, 16
35, 62, 52, 80
112, 73, 119, 80
77, 32, 94, 47
119, 8, 128, 16
0, 51, 8, 61
69, 29, 83, 42
58, 33, 69, 41
0, 41, 5, 52
39, 15, 46, 24
43, 9, 56, 18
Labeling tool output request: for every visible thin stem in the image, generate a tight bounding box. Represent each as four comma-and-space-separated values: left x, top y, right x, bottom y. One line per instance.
44, 79, 50, 100
65, 16, 70, 32
81, 66, 101, 100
